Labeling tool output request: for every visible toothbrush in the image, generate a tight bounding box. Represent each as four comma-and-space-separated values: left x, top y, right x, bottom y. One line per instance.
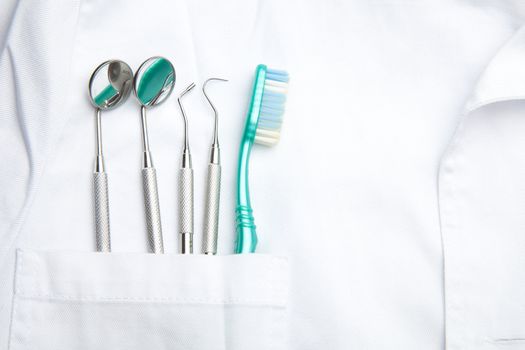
235, 64, 290, 253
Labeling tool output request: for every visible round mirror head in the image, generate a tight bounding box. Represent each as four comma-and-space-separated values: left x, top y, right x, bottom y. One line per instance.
133, 56, 176, 107
88, 60, 133, 110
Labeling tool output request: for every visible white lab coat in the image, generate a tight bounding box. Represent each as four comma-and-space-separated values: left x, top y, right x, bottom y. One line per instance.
0, 0, 524, 349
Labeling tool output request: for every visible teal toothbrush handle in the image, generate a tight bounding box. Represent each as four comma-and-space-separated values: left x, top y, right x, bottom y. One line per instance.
235, 65, 267, 253
235, 139, 257, 253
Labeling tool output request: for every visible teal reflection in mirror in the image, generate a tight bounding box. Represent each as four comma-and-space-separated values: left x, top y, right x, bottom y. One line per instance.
94, 85, 118, 107
88, 60, 133, 110
134, 57, 176, 107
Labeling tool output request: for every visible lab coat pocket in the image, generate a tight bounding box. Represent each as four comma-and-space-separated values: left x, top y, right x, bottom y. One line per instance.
8, 249, 289, 350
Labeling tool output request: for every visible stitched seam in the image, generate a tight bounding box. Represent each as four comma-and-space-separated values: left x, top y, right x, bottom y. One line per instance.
271, 256, 288, 350
7, 251, 24, 350
270, 257, 277, 350
489, 337, 525, 344
438, 109, 473, 350
6, 255, 19, 350
16, 293, 286, 306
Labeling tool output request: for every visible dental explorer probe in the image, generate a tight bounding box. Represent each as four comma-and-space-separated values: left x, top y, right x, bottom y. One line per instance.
177, 83, 196, 254
202, 78, 228, 255
88, 60, 133, 252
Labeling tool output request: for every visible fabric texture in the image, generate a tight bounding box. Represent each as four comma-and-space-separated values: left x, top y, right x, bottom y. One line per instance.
440, 24, 525, 350
9, 250, 288, 350
0, 0, 525, 349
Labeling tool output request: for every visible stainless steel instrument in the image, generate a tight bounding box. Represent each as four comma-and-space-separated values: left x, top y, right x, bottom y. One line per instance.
176, 83, 196, 254
88, 60, 133, 252
202, 78, 227, 255
133, 57, 176, 254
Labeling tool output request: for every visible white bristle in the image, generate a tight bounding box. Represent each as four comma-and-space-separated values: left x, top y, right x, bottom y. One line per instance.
254, 68, 289, 147
264, 85, 287, 94
265, 80, 289, 91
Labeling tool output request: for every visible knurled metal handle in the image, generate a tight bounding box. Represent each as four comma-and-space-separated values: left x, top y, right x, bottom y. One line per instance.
93, 171, 111, 252
202, 163, 221, 254
179, 167, 194, 254
142, 167, 164, 253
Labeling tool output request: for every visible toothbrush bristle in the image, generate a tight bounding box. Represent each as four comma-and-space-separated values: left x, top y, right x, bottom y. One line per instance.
255, 68, 290, 146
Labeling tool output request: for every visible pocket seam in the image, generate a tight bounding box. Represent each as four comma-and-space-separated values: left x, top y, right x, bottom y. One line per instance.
15, 249, 289, 307
9, 247, 34, 350
10, 249, 290, 350
14, 293, 287, 307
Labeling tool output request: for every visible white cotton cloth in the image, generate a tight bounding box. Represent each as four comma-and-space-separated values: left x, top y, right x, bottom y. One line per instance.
0, 0, 525, 349
9, 250, 288, 350
440, 24, 525, 350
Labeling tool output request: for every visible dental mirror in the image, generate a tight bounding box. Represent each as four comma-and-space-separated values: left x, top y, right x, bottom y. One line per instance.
87, 59, 133, 253
133, 56, 176, 107
89, 60, 133, 110
132, 56, 176, 254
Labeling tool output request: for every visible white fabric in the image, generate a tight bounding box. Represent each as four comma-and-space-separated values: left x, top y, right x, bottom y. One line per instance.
1, 0, 525, 349
9, 250, 288, 350
440, 24, 525, 350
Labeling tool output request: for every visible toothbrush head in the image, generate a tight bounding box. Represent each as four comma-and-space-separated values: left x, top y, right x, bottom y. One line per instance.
251, 65, 290, 146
